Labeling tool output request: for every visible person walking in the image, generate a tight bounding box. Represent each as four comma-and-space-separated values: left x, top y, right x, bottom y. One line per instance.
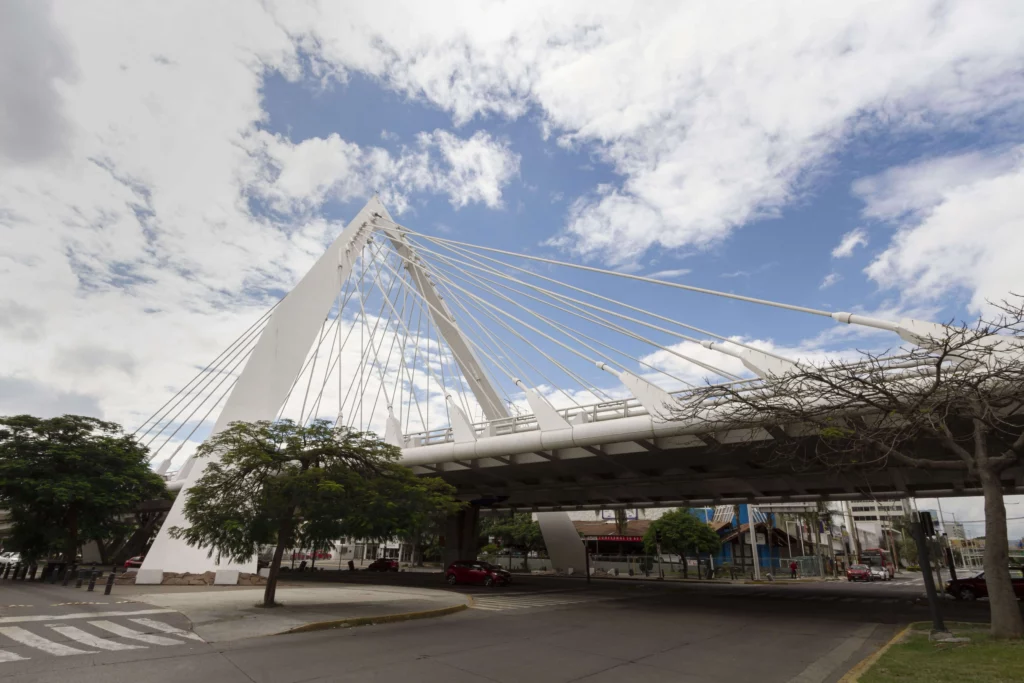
789, 560, 798, 579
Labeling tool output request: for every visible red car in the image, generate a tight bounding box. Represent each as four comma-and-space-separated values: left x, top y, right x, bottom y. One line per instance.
365, 558, 399, 572
846, 564, 871, 582
124, 556, 145, 569
445, 560, 512, 587
946, 567, 1024, 601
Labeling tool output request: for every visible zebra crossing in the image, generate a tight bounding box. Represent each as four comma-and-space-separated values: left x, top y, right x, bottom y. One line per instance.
0, 614, 202, 663
470, 591, 626, 612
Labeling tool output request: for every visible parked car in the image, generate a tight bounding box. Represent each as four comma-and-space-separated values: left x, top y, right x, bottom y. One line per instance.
445, 560, 512, 587
869, 565, 891, 581
365, 558, 399, 572
946, 567, 1024, 601
846, 564, 871, 582
0, 552, 20, 566
124, 556, 145, 569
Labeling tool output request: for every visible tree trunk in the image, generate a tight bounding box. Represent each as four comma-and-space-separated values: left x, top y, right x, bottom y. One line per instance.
64, 508, 79, 564
263, 512, 296, 608
978, 466, 1024, 639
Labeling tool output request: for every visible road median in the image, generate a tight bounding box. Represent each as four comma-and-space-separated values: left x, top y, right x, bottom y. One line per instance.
125, 583, 471, 642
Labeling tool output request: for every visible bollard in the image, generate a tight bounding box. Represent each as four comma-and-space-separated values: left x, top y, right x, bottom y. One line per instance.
49, 564, 60, 584
15, 563, 25, 580
75, 568, 85, 588
62, 564, 74, 586
103, 570, 116, 595
28, 564, 38, 581
1, 562, 10, 580
87, 570, 99, 592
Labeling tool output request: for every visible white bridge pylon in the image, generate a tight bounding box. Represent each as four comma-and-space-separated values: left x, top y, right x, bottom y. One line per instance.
136, 197, 956, 578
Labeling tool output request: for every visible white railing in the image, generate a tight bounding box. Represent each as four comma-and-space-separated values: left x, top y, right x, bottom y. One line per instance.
401, 376, 762, 446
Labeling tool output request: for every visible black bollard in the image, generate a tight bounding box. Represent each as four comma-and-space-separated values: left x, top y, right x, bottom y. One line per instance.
2, 562, 10, 580
14, 563, 24, 580
75, 568, 85, 588
28, 564, 38, 581
103, 570, 116, 595
87, 570, 99, 592
62, 564, 74, 586
49, 564, 60, 584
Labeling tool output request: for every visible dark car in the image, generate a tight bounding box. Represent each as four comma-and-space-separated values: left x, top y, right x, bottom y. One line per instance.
366, 558, 399, 572
124, 555, 145, 569
946, 567, 1024, 601
446, 560, 512, 587
846, 564, 871, 582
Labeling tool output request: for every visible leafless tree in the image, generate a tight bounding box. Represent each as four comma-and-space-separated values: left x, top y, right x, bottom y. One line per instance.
672, 297, 1024, 638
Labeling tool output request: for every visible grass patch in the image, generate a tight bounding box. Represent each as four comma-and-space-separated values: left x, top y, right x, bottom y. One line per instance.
860, 622, 1024, 683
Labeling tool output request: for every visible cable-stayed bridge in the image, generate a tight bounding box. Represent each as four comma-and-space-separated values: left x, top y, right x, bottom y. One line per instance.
133, 198, 1023, 579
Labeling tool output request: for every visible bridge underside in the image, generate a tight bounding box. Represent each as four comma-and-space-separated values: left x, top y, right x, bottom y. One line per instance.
423, 437, 1024, 511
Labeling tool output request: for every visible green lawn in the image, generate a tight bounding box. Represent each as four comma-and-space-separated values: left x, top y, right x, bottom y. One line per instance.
861, 623, 1024, 683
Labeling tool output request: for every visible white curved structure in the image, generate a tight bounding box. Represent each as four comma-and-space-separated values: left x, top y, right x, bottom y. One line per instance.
140, 199, 1023, 581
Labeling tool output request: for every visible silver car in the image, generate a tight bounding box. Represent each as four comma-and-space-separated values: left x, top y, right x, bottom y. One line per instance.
868, 565, 890, 581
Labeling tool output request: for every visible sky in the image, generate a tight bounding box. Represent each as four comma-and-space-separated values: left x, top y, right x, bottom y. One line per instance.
2, 0, 1024, 536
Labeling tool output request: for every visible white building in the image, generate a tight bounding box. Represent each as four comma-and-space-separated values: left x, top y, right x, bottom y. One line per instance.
848, 501, 905, 522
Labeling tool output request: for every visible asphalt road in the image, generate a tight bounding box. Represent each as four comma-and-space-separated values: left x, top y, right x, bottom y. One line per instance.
0, 571, 1002, 683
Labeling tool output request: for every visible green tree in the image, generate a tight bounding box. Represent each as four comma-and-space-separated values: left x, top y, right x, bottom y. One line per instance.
480, 512, 545, 570
0, 415, 166, 563
643, 509, 721, 578
170, 419, 461, 607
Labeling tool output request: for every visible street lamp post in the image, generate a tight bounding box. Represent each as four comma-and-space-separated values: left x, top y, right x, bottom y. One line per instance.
748, 505, 761, 580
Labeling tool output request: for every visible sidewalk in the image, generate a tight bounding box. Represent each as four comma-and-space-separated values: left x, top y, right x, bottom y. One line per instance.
115, 581, 469, 642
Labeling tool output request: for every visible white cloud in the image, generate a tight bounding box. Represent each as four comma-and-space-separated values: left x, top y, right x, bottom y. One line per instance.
0, 0, 76, 166
853, 150, 1020, 221
862, 146, 1024, 312
820, 272, 842, 289
253, 129, 519, 215
831, 229, 868, 258
0, 1, 518, 448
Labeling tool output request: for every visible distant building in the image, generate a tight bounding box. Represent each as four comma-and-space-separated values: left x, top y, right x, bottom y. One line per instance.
849, 501, 905, 522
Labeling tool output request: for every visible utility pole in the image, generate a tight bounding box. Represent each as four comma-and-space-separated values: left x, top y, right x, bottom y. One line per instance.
748, 505, 761, 580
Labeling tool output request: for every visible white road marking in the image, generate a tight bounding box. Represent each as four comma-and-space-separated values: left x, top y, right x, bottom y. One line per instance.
128, 617, 204, 642
0, 608, 175, 625
0, 626, 96, 657
47, 624, 143, 651
91, 620, 186, 646
0, 649, 28, 663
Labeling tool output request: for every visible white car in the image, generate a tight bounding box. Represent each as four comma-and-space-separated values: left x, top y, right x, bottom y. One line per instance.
869, 565, 890, 581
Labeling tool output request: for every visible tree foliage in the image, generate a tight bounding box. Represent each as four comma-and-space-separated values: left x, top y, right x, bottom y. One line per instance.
643, 509, 721, 577
170, 419, 462, 606
0, 414, 166, 562
671, 297, 1024, 638
481, 512, 544, 552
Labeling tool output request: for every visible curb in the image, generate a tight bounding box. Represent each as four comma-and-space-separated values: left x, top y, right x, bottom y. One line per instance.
837, 624, 911, 683
280, 598, 472, 635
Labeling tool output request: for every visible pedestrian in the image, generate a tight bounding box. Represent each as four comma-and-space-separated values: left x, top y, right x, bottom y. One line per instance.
789, 560, 798, 579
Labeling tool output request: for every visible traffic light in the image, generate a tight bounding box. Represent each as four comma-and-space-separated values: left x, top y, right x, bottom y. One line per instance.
920, 511, 936, 537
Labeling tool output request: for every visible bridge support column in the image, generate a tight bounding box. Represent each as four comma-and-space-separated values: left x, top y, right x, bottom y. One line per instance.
443, 506, 480, 567
536, 512, 587, 573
